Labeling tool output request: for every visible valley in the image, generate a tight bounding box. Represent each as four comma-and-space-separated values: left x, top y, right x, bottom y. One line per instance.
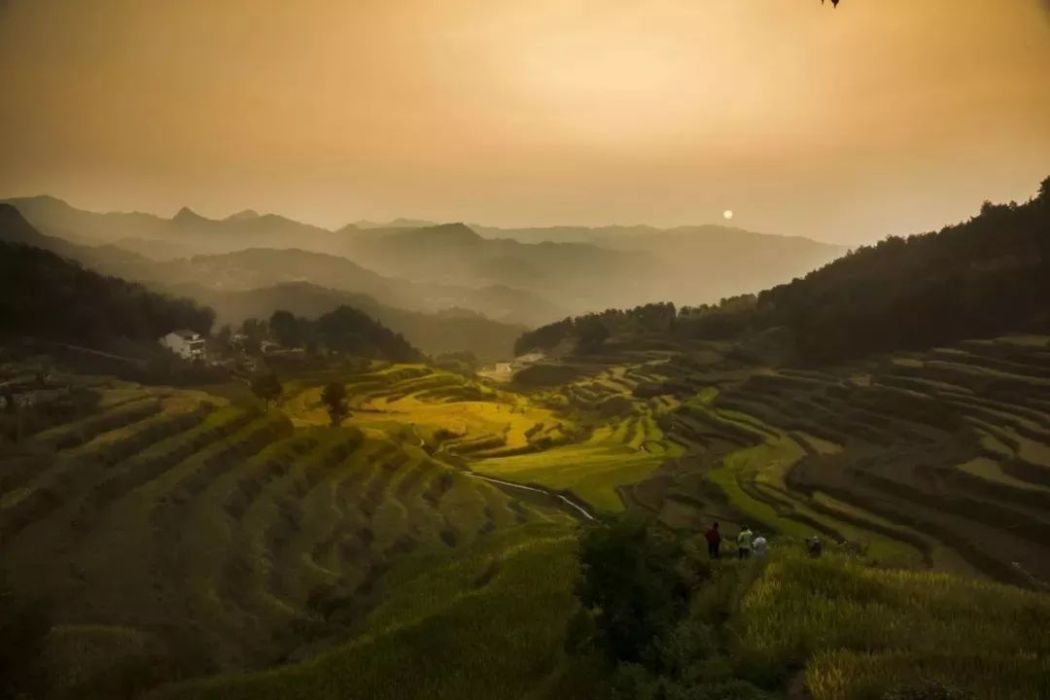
2, 182, 1049, 698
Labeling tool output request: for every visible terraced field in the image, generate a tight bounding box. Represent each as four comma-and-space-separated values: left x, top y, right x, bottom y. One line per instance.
6, 334, 1048, 695
0, 374, 573, 698
284, 364, 569, 458
639, 336, 1050, 588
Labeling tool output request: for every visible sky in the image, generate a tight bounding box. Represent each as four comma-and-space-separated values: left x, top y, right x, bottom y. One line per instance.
0, 0, 1048, 244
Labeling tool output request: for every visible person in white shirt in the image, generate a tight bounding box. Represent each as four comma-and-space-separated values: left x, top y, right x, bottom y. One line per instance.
752, 534, 768, 559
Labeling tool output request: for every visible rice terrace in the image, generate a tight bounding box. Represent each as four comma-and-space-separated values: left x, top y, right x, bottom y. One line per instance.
3, 1, 1050, 698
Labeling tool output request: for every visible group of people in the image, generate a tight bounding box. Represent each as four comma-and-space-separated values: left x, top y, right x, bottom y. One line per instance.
704, 522, 824, 560
703, 522, 768, 560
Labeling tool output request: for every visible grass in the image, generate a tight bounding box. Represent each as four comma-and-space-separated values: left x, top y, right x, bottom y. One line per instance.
149, 522, 581, 700
698, 404, 927, 569
958, 456, 1050, 493
730, 548, 1050, 698
284, 364, 567, 457
475, 410, 684, 512
13, 336, 1050, 698
281, 362, 685, 514
2, 363, 585, 698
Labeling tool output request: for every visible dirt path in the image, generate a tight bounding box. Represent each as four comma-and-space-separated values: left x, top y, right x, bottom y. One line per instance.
466, 473, 596, 521
406, 424, 596, 521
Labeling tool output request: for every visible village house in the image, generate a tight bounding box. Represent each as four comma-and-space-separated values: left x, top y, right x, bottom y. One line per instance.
159, 329, 206, 361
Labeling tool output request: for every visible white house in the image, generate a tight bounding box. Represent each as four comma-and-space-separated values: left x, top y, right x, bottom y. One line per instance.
160, 329, 206, 360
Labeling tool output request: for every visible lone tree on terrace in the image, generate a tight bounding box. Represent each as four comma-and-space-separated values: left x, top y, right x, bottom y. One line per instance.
251, 371, 283, 412
321, 381, 349, 427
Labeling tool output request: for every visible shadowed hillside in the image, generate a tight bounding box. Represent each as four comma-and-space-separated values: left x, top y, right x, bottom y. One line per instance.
0, 240, 213, 346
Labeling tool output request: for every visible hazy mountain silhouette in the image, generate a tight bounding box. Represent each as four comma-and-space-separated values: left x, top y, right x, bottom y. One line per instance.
4, 194, 846, 320
3, 195, 338, 257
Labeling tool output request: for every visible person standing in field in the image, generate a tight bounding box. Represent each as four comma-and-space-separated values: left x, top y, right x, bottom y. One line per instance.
753, 533, 768, 559
737, 525, 753, 560
704, 522, 722, 559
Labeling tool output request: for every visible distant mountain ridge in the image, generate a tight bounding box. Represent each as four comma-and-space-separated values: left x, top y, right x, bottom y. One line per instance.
3, 194, 847, 323
0, 205, 535, 359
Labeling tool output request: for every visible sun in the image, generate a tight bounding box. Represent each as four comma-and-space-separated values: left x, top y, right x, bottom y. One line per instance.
723, 209, 734, 221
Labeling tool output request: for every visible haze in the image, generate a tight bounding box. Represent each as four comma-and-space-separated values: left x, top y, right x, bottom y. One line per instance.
1, 0, 1048, 244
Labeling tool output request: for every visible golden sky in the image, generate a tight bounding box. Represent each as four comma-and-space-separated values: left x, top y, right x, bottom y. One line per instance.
0, 0, 1047, 243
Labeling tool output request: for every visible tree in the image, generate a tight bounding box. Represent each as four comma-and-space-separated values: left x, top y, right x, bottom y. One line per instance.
239, 318, 267, 355
577, 515, 690, 663
320, 382, 349, 427
251, 371, 282, 411
211, 324, 233, 355
576, 315, 610, 353
269, 310, 303, 348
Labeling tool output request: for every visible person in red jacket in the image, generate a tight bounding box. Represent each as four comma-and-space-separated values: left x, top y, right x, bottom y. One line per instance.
704, 522, 722, 559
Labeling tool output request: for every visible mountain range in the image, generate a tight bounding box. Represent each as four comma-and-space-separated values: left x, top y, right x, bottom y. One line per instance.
1, 195, 847, 358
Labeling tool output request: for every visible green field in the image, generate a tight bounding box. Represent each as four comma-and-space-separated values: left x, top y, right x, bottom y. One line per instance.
0, 371, 579, 698
150, 521, 582, 700
4, 335, 1050, 698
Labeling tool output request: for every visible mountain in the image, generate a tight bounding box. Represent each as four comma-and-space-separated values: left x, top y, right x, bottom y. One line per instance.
351, 217, 439, 229
3, 195, 847, 322
0, 203, 49, 245
2, 195, 340, 258
0, 208, 213, 346
342, 221, 844, 315
341, 223, 659, 313
116, 248, 565, 329
2, 197, 571, 325
472, 222, 846, 306
186, 282, 527, 361
518, 178, 1050, 364
0, 207, 533, 359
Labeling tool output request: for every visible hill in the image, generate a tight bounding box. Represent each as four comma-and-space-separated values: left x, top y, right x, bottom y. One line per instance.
752, 181, 1050, 362
342, 222, 842, 316
0, 203, 569, 331
0, 368, 576, 698
0, 210, 552, 358
475, 223, 845, 307
0, 211, 213, 346
187, 282, 527, 362
517, 179, 1050, 364
2, 195, 340, 258
570, 520, 1050, 699
147, 249, 563, 328
4, 196, 846, 319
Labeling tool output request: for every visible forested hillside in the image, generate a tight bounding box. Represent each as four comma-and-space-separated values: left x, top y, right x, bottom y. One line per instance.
266, 306, 422, 362
517, 181, 1050, 364
0, 241, 213, 345
755, 178, 1050, 362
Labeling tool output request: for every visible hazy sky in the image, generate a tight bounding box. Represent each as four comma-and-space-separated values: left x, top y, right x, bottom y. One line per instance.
1, 0, 1048, 244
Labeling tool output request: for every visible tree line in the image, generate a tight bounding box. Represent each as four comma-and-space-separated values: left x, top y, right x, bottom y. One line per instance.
219, 306, 422, 363
514, 302, 678, 355
751, 178, 1050, 362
